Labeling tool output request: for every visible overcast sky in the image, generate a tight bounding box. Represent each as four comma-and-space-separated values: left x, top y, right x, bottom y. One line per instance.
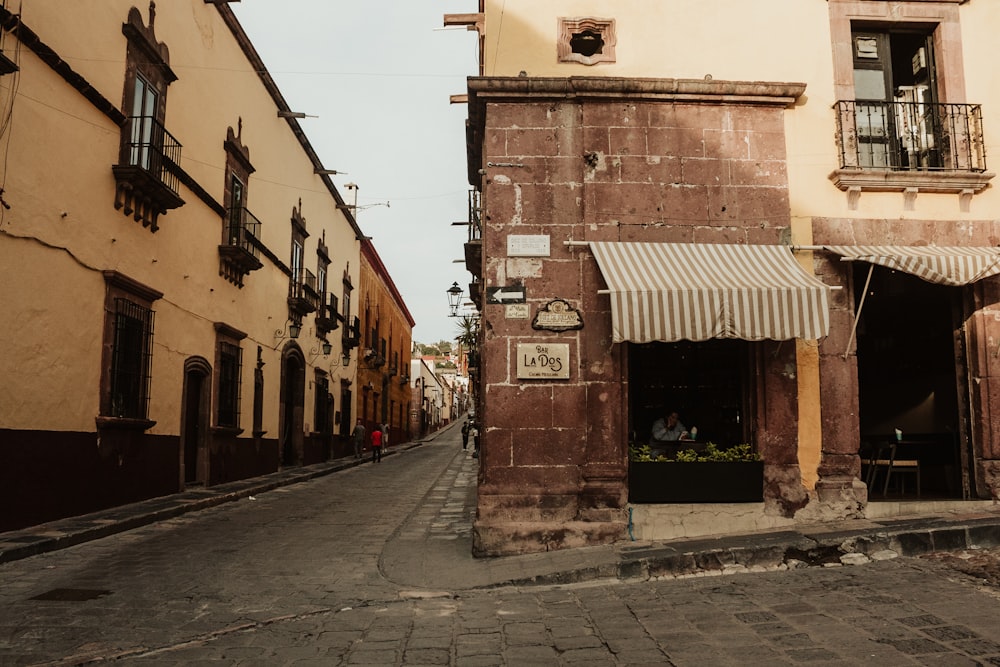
231, 1, 478, 346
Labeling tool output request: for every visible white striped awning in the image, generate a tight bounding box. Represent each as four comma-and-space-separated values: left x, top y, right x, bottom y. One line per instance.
589, 242, 831, 343
822, 245, 1000, 286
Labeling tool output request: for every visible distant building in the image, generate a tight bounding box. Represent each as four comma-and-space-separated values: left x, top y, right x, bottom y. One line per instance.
357, 239, 415, 445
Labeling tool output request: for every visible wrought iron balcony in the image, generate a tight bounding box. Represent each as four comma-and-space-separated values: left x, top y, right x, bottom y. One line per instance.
288, 268, 319, 315
834, 100, 986, 173
219, 207, 263, 287
112, 115, 184, 231
316, 292, 340, 334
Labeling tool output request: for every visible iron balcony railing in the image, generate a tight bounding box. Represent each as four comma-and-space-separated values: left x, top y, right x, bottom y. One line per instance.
224, 207, 262, 261
124, 115, 182, 194
834, 100, 986, 172
467, 188, 481, 242
289, 267, 319, 308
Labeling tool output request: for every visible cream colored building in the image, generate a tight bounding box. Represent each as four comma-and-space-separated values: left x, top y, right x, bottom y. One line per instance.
0, 2, 370, 531
453, 0, 1000, 555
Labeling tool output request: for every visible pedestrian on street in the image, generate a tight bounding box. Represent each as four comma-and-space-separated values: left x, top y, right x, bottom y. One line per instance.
381, 423, 390, 450
351, 419, 365, 459
371, 425, 383, 463
470, 422, 480, 458
461, 420, 469, 450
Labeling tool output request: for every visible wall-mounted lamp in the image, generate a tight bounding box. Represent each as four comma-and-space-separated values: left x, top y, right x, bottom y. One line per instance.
314, 168, 347, 175
278, 110, 317, 119
447, 282, 464, 317
275, 321, 301, 343
309, 339, 333, 361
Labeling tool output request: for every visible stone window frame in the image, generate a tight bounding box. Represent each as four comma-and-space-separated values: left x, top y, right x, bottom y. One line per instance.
827, 0, 993, 209
97, 271, 163, 430
557, 17, 616, 66
213, 322, 247, 433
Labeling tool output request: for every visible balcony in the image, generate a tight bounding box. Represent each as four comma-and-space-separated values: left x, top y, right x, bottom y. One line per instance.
219, 207, 263, 287
342, 316, 361, 350
831, 101, 994, 209
464, 189, 482, 279
112, 115, 184, 231
288, 268, 319, 316
316, 292, 340, 334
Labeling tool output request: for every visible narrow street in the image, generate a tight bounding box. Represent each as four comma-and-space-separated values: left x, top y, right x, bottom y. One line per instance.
3, 426, 1000, 666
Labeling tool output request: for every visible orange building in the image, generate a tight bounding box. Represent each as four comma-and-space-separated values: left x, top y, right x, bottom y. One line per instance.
356, 240, 415, 446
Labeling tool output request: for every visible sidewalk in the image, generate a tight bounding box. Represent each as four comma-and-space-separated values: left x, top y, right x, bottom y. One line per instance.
4, 423, 1000, 592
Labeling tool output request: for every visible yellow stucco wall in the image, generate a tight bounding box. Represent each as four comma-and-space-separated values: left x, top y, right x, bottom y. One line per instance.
0, 1, 361, 436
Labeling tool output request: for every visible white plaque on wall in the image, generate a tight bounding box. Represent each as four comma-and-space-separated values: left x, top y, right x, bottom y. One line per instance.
507, 234, 550, 257
516, 343, 570, 380
506, 304, 530, 319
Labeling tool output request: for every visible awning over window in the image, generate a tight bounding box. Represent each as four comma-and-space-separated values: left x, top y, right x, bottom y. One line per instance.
822, 245, 1000, 286
588, 242, 832, 343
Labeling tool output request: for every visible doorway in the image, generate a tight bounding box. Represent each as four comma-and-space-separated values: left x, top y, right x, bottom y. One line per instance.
180, 357, 211, 487
279, 346, 305, 467
853, 264, 967, 498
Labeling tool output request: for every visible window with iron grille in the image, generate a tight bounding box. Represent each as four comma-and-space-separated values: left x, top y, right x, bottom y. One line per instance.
217, 341, 242, 428
110, 298, 155, 419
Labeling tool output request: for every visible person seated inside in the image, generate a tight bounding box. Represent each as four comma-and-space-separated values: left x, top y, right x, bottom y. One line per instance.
651, 410, 688, 443
650, 410, 691, 456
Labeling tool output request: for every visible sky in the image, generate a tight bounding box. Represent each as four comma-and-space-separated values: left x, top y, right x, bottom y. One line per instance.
231, 1, 479, 347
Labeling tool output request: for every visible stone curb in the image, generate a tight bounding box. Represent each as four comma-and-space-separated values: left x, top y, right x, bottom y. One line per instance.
491, 514, 1000, 588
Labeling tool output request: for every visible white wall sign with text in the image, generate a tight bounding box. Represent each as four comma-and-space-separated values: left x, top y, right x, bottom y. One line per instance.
507, 234, 550, 257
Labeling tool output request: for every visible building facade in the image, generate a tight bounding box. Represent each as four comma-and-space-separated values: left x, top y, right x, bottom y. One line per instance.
357, 239, 415, 446
0, 1, 382, 531
453, 0, 1000, 555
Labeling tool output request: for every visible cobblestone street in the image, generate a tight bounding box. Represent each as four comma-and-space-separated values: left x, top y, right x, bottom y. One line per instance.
3, 426, 1000, 666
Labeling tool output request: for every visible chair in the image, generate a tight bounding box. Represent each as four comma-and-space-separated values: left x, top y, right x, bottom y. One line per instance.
866, 442, 920, 497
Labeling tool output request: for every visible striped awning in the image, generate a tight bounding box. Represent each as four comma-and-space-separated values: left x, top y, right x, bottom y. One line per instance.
822, 245, 1000, 286
589, 242, 831, 343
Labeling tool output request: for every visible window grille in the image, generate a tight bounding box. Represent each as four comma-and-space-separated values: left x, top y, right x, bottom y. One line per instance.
110, 298, 154, 419
217, 341, 243, 428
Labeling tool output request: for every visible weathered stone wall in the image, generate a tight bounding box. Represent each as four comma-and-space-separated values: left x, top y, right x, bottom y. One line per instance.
474, 82, 802, 555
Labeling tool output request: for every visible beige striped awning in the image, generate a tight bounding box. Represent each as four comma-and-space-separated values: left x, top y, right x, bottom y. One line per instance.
589, 242, 831, 343
823, 245, 1000, 286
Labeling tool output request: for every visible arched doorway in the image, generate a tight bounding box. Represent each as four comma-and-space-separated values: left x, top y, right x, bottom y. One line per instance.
279, 343, 306, 467
179, 356, 211, 487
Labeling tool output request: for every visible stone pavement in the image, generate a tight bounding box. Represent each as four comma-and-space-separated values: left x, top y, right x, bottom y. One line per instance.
4, 421, 1000, 588
4, 423, 1000, 665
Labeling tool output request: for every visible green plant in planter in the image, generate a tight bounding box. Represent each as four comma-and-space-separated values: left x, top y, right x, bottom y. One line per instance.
683, 442, 761, 462
629, 441, 761, 462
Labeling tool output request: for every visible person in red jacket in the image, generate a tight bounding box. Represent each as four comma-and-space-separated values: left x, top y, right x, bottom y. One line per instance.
370, 425, 383, 463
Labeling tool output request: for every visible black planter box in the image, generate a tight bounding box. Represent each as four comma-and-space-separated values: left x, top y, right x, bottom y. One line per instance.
628, 460, 764, 503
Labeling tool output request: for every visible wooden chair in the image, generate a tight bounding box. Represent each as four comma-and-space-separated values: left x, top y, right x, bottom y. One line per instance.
867, 442, 920, 497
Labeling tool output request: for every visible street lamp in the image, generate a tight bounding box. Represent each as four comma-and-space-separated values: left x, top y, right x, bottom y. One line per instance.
447, 282, 464, 317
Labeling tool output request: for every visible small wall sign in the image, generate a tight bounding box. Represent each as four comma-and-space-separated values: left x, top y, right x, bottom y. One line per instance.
505, 303, 530, 319
517, 343, 570, 380
507, 234, 550, 257
532, 298, 583, 332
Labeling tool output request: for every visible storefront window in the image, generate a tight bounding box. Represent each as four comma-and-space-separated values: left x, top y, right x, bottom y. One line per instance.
628, 339, 754, 452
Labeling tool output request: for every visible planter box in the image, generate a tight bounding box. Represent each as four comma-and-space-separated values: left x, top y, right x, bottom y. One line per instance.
628, 460, 764, 503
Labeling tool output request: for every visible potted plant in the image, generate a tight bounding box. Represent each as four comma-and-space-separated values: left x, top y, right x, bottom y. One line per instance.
628, 442, 764, 503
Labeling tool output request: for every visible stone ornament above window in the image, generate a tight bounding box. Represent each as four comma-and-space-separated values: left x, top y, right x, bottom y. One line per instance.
558, 17, 616, 66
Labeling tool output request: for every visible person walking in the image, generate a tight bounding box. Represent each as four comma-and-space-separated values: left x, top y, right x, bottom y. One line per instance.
461, 420, 470, 450
370, 425, 383, 463
351, 419, 365, 459
381, 422, 390, 450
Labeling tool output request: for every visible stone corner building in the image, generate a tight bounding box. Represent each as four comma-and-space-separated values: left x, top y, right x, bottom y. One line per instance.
452, 0, 1000, 556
